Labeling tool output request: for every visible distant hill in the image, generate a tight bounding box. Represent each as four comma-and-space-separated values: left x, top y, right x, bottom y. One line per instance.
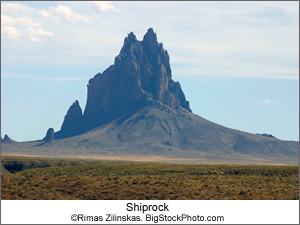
1, 134, 18, 144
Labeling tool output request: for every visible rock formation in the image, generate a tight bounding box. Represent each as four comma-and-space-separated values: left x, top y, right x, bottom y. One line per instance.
43, 128, 55, 142
16, 27, 295, 165
1, 134, 17, 144
55, 100, 83, 139
55, 28, 191, 139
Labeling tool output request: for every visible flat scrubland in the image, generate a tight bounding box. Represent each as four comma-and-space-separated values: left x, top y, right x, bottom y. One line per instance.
1, 156, 299, 200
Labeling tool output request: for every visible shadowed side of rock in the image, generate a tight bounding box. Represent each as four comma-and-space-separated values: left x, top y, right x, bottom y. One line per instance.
43, 128, 55, 142
55, 100, 83, 139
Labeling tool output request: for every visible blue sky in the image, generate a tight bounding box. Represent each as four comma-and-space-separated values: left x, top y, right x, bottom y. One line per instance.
1, 1, 299, 142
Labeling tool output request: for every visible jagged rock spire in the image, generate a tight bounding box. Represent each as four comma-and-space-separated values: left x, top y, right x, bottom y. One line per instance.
142, 28, 159, 57
55, 100, 83, 139
61, 100, 82, 130
56, 28, 191, 139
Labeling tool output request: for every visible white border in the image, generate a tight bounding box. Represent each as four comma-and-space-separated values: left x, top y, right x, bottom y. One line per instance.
1, 200, 299, 224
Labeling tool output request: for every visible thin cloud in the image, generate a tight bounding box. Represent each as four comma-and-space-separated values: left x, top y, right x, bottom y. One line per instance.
1, 74, 83, 81
1, 26, 21, 40
28, 27, 54, 42
37, 9, 53, 18
88, 1, 120, 12
29, 37, 43, 42
1, 74, 34, 79
1, 15, 41, 27
1, 2, 92, 24
1, 2, 34, 15
258, 99, 277, 104
263, 99, 271, 104
37, 77, 84, 81
54, 5, 94, 23
1, 2, 53, 19
28, 27, 54, 37
1, 74, 21, 78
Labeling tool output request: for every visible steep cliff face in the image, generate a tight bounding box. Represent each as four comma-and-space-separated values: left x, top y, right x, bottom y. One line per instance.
56, 28, 191, 138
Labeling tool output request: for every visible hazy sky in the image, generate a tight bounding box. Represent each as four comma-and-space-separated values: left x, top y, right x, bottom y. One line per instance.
1, 1, 299, 142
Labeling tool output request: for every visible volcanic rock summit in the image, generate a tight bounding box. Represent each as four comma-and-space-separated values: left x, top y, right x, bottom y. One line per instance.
55, 28, 191, 139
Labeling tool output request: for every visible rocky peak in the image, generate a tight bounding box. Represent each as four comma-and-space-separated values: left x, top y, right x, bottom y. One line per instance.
57, 28, 191, 139
63, 100, 82, 123
55, 100, 83, 139
115, 31, 141, 64
2, 134, 17, 144
142, 28, 159, 57
43, 128, 55, 142
127, 31, 137, 41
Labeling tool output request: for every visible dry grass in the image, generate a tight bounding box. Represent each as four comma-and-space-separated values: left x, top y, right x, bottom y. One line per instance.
1, 157, 299, 200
